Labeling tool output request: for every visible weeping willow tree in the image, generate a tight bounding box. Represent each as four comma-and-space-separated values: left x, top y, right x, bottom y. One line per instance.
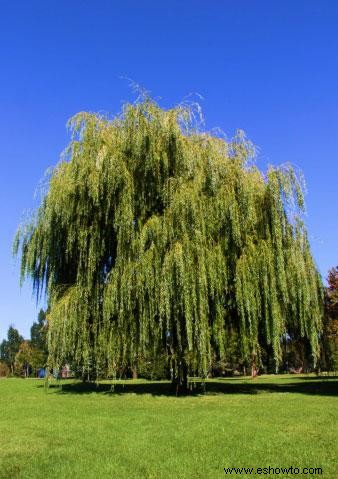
14, 98, 323, 387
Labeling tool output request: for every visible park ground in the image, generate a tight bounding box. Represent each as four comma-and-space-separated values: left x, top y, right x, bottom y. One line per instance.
0, 375, 337, 479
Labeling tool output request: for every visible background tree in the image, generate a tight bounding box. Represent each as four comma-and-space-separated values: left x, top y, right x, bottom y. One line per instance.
0, 326, 23, 375
14, 340, 45, 377
14, 341, 31, 377
322, 266, 338, 371
30, 309, 48, 363
14, 98, 324, 389
0, 361, 10, 377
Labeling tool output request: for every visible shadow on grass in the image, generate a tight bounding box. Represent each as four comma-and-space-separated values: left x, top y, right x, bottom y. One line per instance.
39, 376, 338, 398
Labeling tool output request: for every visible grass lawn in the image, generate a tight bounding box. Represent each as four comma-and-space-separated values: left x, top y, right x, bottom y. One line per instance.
0, 375, 337, 479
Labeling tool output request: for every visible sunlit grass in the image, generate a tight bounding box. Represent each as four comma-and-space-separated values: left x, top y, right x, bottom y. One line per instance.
0, 375, 337, 478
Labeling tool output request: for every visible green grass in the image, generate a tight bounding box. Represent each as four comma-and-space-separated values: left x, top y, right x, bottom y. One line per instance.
0, 375, 337, 479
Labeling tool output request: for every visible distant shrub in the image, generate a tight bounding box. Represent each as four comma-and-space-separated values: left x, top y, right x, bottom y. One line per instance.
137, 354, 170, 380
0, 361, 10, 377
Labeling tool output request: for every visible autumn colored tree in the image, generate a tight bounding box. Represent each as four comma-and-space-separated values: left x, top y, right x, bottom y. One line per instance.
322, 266, 338, 371
0, 362, 10, 377
327, 267, 338, 310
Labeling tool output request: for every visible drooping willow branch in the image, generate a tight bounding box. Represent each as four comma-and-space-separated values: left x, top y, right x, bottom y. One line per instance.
14, 98, 323, 377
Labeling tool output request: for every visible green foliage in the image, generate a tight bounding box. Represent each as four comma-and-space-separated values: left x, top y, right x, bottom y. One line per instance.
0, 326, 23, 374
14, 98, 323, 378
30, 309, 48, 363
15, 340, 46, 377
136, 352, 170, 380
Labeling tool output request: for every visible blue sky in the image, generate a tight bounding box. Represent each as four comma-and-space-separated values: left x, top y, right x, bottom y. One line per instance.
1, 1, 337, 340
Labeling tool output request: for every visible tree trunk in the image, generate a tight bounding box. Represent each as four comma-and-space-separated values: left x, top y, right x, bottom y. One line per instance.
171, 359, 188, 395
251, 355, 258, 378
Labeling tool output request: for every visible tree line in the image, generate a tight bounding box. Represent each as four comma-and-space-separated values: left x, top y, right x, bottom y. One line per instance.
0, 310, 48, 377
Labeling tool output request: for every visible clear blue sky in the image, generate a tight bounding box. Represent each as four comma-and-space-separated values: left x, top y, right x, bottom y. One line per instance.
1, 1, 337, 340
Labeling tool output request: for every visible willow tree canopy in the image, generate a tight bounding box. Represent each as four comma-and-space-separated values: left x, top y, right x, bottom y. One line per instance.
14, 99, 323, 378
